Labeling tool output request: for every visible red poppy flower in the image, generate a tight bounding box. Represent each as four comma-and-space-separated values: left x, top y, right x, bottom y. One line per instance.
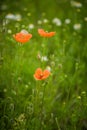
34, 68, 50, 80
38, 29, 56, 38
13, 32, 32, 44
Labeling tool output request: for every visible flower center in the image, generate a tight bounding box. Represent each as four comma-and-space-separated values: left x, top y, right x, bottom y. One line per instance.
39, 73, 43, 78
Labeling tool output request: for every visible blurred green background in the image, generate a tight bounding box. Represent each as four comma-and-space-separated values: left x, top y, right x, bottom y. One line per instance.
0, 0, 87, 130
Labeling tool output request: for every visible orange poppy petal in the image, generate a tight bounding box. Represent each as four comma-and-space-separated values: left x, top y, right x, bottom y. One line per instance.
13, 32, 32, 43
26, 34, 32, 39
38, 29, 55, 38
42, 70, 50, 79
35, 68, 42, 75
38, 29, 44, 33
48, 32, 56, 37
34, 68, 50, 80
34, 74, 42, 80
34, 68, 43, 80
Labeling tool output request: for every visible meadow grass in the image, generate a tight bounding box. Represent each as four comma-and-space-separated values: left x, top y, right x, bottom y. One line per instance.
0, 0, 87, 130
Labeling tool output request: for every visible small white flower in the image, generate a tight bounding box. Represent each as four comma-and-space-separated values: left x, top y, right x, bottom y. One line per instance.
84, 17, 87, 22
37, 20, 42, 24
41, 56, 48, 62
3, 89, 7, 92
15, 14, 21, 21
21, 29, 28, 34
52, 18, 62, 26
46, 66, 51, 72
8, 29, 12, 34
28, 24, 34, 29
43, 19, 49, 23
73, 23, 81, 30
5, 14, 15, 20
65, 18, 71, 24
71, 1, 82, 8
5, 13, 21, 21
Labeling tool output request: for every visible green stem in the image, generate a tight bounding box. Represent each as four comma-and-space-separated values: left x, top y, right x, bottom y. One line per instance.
55, 117, 61, 130
39, 83, 46, 130
34, 81, 41, 130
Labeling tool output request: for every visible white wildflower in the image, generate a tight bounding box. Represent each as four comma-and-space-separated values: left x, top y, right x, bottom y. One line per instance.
65, 18, 71, 24
5, 13, 21, 21
52, 18, 62, 26
46, 66, 51, 72
84, 17, 87, 22
21, 29, 28, 34
28, 24, 34, 29
5, 14, 15, 20
3, 89, 7, 92
73, 23, 81, 30
7, 29, 12, 34
41, 56, 48, 62
43, 19, 49, 23
71, 1, 82, 8
37, 20, 42, 24
15, 14, 21, 21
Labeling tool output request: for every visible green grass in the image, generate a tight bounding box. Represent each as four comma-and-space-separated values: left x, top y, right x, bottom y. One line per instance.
0, 0, 87, 130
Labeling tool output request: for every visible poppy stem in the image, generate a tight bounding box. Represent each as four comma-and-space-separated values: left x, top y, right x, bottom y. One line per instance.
39, 82, 46, 130
41, 38, 48, 69
34, 81, 41, 130
42, 37, 48, 55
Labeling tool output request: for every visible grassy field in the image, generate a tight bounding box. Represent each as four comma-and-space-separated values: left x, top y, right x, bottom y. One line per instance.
0, 0, 87, 130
